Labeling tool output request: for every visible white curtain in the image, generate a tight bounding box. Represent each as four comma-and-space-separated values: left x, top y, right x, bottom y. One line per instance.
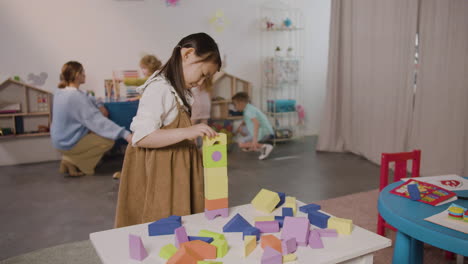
317, 0, 419, 164
408, 0, 468, 176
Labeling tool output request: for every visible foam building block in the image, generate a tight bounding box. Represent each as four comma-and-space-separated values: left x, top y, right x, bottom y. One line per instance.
255, 216, 275, 222
308, 210, 330, 229
223, 213, 252, 232
283, 196, 297, 216
317, 228, 338, 237
281, 237, 297, 255
260, 234, 282, 253
407, 184, 421, 201
204, 167, 228, 200
198, 230, 225, 240
205, 197, 229, 211
244, 235, 257, 257
204, 208, 229, 220
167, 247, 199, 263
281, 217, 310, 246
275, 192, 286, 208
243, 226, 261, 241
148, 215, 182, 236
308, 229, 324, 249
261, 246, 282, 264
211, 238, 229, 258
328, 217, 353, 235
251, 189, 281, 213
255, 221, 280, 233
274, 216, 285, 228
203, 143, 227, 168
182, 240, 217, 260
282, 207, 294, 217
203, 133, 227, 146
159, 244, 178, 260
203, 134, 229, 220
299, 203, 321, 213
167, 246, 202, 264
189, 236, 214, 244
283, 253, 297, 262
197, 261, 223, 264
175, 226, 189, 248
128, 234, 148, 261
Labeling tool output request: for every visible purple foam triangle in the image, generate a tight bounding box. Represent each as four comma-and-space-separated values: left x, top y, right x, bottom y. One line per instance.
308, 229, 324, 249
129, 234, 148, 261
175, 226, 189, 248
261, 246, 282, 264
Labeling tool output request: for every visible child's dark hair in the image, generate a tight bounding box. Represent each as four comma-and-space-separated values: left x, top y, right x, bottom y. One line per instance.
58, 61, 83, 88
232, 92, 249, 103
157, 33, 222, 112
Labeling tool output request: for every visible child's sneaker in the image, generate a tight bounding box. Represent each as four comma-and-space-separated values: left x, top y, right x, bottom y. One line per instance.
259, 144, 273, 160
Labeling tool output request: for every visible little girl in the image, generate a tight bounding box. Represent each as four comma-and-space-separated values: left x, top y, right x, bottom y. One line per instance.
115, 33, 221, 227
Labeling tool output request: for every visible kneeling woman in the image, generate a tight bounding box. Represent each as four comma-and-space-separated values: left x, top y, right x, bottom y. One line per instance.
51, 61, 132, 176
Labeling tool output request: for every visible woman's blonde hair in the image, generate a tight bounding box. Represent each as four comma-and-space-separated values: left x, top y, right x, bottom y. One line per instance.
58, 61, 83, 88
140, 55, 162, 77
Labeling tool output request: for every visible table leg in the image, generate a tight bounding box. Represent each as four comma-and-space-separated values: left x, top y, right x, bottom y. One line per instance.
393, 231, 411, 264
409, 237, 423, 264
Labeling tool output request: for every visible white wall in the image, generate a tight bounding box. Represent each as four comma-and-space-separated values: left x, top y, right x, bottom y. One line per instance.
0, 0, 330, 165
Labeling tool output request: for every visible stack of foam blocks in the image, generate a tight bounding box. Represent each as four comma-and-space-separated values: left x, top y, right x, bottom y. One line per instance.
203, 134, 229, 220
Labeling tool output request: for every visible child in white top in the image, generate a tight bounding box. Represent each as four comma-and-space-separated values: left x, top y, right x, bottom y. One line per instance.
115, 33, 221, 227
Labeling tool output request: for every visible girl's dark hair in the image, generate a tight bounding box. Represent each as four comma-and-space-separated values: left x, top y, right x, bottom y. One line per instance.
58, 61, 84, 88
157, 33, 222, 112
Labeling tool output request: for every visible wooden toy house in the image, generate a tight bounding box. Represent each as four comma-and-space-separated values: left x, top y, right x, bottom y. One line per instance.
0, 79, 52, 138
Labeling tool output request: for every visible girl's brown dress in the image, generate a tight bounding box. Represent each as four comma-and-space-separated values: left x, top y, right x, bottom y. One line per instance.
114, 93, 204, 227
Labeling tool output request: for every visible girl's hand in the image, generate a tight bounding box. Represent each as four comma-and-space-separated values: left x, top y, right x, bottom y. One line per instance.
185, 124, 217, 140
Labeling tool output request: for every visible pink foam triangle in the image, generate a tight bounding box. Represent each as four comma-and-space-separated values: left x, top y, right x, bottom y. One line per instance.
129, 234, 148, 261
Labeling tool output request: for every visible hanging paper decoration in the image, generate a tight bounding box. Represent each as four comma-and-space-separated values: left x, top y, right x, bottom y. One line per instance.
166, 0, 180, 7
209, 9, 230, 33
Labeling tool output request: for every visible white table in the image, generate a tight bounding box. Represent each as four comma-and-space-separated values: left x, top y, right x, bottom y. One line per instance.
90, 201, 391, 264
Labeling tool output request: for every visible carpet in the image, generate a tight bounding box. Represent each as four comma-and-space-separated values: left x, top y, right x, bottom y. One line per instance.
1, 189, 461, 264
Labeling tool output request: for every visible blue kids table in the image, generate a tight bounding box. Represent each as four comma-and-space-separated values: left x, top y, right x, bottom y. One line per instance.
378, 181, 468, 264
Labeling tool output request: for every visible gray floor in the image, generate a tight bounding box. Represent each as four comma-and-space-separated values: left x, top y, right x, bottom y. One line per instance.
0, 136, 381, 261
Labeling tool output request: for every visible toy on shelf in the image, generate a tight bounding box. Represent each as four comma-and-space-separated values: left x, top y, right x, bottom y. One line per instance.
203, 134, 229, 220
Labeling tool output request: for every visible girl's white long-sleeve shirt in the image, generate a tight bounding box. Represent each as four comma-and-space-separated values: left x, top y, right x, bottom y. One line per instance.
130, 74, 193, 146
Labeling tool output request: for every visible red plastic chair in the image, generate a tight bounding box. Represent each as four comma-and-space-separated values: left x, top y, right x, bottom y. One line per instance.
377, 149, 421, 236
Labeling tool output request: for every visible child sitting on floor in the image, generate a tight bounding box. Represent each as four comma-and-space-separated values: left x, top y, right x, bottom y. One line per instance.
232, 92, 274, 160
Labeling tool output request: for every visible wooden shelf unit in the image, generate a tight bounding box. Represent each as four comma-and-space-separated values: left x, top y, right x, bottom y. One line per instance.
0, 79, 52, 138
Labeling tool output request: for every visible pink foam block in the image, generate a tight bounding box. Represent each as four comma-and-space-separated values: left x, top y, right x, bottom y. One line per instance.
281, 217, 310, 246
255, 221, 280, 233
261, 246, 282, 264
204, 208, 229, 220
317, 228, 338, 237
175, 226, 189, 248
308, 229, 324, 249
129, 234, 148, 261
281, 237, 297, 255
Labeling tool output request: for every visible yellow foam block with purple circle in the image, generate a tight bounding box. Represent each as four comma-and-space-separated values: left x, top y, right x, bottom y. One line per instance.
203, 143, 227, 168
